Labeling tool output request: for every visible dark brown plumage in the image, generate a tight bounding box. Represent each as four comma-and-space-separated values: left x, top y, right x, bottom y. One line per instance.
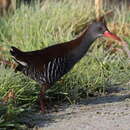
10, 18, 121, 112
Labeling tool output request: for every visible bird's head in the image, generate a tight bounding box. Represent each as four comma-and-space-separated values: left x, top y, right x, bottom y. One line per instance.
87, 16, 121, 42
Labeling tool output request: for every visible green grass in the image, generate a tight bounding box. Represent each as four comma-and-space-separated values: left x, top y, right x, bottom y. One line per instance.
0, 0, 130, 129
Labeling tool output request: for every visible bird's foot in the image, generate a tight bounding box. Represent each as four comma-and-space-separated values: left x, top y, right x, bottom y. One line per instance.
40, 106, 45, 113
39, 99, 46, 113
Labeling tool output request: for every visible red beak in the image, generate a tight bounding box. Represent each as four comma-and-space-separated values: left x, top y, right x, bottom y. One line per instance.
103, 31, 122, 42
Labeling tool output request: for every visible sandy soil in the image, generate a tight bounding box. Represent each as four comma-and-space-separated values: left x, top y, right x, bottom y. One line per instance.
29, 86, 130, 130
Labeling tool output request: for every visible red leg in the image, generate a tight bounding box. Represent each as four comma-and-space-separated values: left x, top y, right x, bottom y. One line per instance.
39, 84, 49, 113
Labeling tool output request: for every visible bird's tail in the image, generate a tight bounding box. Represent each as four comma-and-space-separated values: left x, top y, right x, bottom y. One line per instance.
10, 46, 23, 58
10, 46, 27, 66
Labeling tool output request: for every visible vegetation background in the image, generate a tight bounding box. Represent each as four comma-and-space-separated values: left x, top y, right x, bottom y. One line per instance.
0, 0, 130, 129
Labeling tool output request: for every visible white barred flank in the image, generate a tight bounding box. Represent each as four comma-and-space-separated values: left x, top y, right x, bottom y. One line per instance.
44, 57, 66, 84
47, 61, 51, 83
23, 56, 67, 85
50, 58, 56, 82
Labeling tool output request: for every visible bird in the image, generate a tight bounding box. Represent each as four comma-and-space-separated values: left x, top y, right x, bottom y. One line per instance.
10, 17, 121, 112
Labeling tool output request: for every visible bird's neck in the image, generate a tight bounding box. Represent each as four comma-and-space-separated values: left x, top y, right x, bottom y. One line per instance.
70, 30, 96, 62
79, 31, 96, 52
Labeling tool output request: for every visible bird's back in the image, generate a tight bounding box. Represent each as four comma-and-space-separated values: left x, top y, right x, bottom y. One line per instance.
11, 39, 81, 85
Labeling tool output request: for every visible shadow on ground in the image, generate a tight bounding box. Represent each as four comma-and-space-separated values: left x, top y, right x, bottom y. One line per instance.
24, 86, 130, 128
80, 86, 130, 105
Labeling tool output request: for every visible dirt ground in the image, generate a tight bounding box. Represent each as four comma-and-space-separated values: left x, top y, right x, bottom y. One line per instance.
30, 85, 130, 130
